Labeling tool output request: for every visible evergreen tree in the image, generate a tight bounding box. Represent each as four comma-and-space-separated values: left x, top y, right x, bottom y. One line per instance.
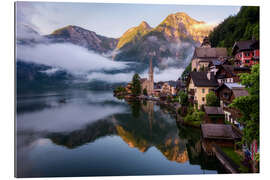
178, 90, 189, 106
131, 73, 141, 96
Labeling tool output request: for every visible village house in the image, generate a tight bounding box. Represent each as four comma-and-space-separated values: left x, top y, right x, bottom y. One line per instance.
125, 82, 132, 94
191, 37, 228, 72
215, 65, 250, 84
187, 71, 219, 109
201, 124, 242, 154
215, 83, 249, 128
153, 81, 177, 96
232, 39, 259, 67
204, 106, 225, 124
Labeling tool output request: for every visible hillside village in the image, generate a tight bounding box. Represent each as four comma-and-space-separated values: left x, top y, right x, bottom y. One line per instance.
114, 36, 260, 173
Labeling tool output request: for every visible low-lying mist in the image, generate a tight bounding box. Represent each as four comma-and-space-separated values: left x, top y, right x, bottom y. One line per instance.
17, 41, 191, 85
17, 43, 129, 73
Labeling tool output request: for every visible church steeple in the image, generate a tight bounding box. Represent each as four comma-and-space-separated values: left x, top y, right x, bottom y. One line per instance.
149, 57, 153, 82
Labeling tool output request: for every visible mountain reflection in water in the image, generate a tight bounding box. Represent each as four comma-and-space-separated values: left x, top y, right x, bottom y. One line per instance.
16, 90, 225, 177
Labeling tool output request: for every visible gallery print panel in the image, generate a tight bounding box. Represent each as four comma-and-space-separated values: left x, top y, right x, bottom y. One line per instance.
15, 1, 259, 177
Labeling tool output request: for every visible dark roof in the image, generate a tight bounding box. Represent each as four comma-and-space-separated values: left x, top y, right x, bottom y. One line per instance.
222, 65, 234, 76
190, 72, 219, 87
204, 106, 224, 115
234, 66, 251, 71
215, 83, 249, 97
193, 47, 227, 58
232, 40, 259, 55
201, 124, 242, 140
216, 65, 250, 77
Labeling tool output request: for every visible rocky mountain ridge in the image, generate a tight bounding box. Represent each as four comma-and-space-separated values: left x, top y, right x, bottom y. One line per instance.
18, 12, 213, 68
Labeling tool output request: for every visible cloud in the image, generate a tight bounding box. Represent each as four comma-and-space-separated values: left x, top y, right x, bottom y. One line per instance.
86, 72, 135, 83
140, 67, 184, 82
191, 23, 217, 31
16, 43, 129, 73
40, 67, 61, 75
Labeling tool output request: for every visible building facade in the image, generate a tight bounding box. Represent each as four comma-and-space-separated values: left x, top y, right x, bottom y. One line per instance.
187, 72, 219, 109
191, 37, 228, 72
232, 40, 259, 67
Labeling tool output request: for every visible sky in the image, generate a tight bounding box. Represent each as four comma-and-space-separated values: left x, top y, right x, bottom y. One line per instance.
16, 2, 240, 38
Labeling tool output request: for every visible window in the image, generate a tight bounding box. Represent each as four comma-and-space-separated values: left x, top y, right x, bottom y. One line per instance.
202, 89, 205, 93
245, 52, 250, 57
245, 60, 250, 63
223, 92, 229, 99
202, 97, 205, 102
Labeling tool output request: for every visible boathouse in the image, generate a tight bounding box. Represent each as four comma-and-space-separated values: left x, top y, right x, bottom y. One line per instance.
204, 106, 225, 124
201, 124, 242, 155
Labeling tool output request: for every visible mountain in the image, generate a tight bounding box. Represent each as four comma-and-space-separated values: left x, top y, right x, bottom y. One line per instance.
113, 12, 212, 67
16, 61, 73, 93
155, 12, 211, 43
116, 21, 152, 49
46, 25, 118, 54
41, 12, 212, 67
16, 12, 214, 91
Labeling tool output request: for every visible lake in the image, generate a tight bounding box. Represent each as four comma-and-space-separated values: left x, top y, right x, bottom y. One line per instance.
16, 90, 226, 177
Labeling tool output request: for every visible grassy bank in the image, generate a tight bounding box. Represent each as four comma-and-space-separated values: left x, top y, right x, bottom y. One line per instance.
221, 147, 249, 173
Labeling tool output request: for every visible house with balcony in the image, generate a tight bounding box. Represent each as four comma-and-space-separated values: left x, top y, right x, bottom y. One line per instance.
215, 83, 249, 128
187, 71, 219, 109
215, 65, 250, 85
232, 39, 259, 67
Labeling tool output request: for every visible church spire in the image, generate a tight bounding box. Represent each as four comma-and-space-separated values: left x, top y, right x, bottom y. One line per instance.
149, 57, 153, 82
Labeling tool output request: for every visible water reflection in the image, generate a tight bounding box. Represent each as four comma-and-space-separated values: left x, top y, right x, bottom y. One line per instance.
16, 91, 224, 177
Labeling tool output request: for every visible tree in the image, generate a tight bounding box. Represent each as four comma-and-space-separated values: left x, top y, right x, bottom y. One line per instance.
181, 62, 191, 81
229, 64, 259, 146
131, 73, 141, 96
206, 91, 220, 106
178, 90, 188, 106
209, 6, 259, 51
143, 88, 148, 96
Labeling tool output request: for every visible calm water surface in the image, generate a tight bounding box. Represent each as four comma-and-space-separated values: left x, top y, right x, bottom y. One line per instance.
16, 90, 225, 177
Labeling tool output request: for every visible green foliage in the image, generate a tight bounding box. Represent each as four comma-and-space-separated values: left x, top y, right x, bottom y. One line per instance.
181, 62, 191, 81
178, 91, 189, 106
221, 147, 249, 173
184, 110, 205, 122
255, 152, 260, 162
131, 73, 142, 96
114, 86, 126, 94
143, 88, 148, 96
229, 64, 259, 146
206, 91, 220, 106
209, 6, 259, 53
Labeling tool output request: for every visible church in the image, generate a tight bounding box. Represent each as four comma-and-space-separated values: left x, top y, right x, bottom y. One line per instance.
140, 58, 154, 95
